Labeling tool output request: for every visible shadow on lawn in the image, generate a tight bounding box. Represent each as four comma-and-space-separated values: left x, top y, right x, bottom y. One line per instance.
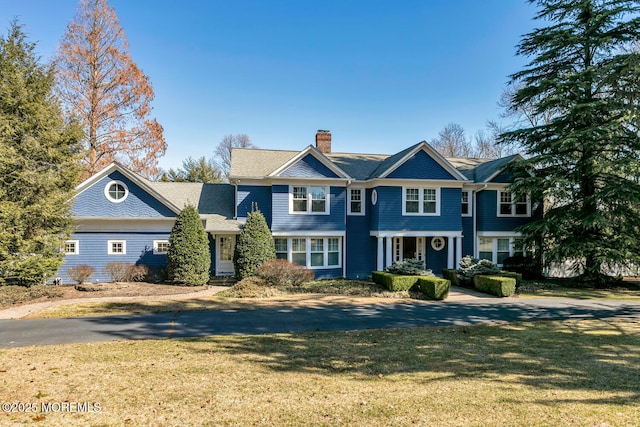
72, 298, 640, 402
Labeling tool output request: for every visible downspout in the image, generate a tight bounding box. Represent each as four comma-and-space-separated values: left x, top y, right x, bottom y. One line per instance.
472, 184, 488, 258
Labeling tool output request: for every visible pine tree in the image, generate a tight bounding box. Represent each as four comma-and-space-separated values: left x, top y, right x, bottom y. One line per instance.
233, 206, 275, 280
167, 205, 211, 286
501, 0, 640, 284
0, 21, 83, 286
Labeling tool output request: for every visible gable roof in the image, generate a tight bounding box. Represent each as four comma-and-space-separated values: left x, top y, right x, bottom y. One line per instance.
447, 154, 522, 183
229, 148, 299, 178
268, 145, 351, 179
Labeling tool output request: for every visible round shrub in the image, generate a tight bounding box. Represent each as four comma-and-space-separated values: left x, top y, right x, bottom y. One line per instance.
167, 205, 211, 285
233, 207, 275, 280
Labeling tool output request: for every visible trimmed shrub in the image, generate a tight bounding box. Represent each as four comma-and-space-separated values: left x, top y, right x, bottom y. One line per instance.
167, 205, 211, 286
372, 271, 421, 291
497, 271, 523, 287
233, 206, 276, 280
458, 256, 500, 286
385, 258, 433, 276
441, 269, 460, 286
104, 262, 129, 282
418, 277, 450, 300
67, 264, 95, 284
503, 255, 542, 279
257, 259, 314, 287
473, 275, 516, 297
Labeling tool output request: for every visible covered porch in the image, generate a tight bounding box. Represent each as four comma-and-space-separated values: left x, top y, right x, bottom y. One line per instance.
370, 231, 463, 274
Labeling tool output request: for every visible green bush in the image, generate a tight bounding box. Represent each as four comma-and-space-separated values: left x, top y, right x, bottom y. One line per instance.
233, 206, 276, 280
441, 269, 460, 286
458, 256, 500, 285
167, 205, 211, 286
418, 277, 450, 300
385, 258, 433, 276
372, 271, 421, 291
497, 271, 523, 287
257, 259, 314, 287
473, 275, 516, 297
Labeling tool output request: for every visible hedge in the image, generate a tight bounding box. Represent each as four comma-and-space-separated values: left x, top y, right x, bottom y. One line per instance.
497, 271, 523, 287
441, 269, 460, 286
473, 275, 516, 297
372, 271, 420, 291
418, 277, 450, 300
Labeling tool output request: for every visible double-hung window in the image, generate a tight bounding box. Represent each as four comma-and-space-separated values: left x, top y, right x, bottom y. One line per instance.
275, 237, 342, 269
478, 236, 525, 266
498, 191, 530, 217
348, 188, 364, 215
461, 191, 471, 216
291, 238, 307, 266
403, 187, 440, 215
290, 186, 329, 214
274, 238, 288, 260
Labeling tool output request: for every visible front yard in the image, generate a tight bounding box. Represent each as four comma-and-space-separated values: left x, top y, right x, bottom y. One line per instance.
1, 318, 638, 425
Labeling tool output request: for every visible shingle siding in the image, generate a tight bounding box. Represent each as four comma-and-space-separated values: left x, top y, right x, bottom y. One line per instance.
271, 185, 346, 231
73, 171, 175, 218
476, 190, 531, 231
387, 150, 456, 180
237, 185, 272, 226
58, 231, 171, 283
280, 154, 339, 178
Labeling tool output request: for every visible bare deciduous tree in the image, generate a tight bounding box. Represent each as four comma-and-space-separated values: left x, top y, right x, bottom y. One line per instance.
55, 0, 166, 179
214, 134, 254, 178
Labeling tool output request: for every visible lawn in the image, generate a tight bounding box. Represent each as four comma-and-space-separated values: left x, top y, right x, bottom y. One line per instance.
1, 318, 638, 426
516, 278, 640, 301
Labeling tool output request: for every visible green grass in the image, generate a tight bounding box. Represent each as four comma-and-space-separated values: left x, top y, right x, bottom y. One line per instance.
517, 278, 640, 300
1, 318, 638, 426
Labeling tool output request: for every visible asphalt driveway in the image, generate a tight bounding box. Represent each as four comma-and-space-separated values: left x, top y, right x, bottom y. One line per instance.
2, 297, 640, 348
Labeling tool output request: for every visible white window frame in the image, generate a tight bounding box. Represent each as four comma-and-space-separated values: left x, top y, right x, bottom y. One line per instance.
402, 187, 440, 216
461, 190, 472, 217
348, 187, 365, 216
275, 237, 342, 269
153, 240, 170, 255
104, 180, 129, 203
64, 240, 79, 255
107, 240, 127, 255
289, 185, 330, 215
497, 191, 531, 217
476, 236, 526, 266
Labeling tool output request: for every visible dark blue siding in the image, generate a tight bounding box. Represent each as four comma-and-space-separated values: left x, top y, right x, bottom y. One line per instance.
345, 216, 376, 279
462, 217, 474, 257
370, 187, 462, 231
271, 185, 346, 231
280, 154, 339, 178
387, 150, 456, 180
490, 169, 514, 183
74, 171, 175, 218
427, 237, 448, 275
477, 190, 531, 231
237, 185, 272, 227
58, 231, 171, 283
313, 268, 343, 280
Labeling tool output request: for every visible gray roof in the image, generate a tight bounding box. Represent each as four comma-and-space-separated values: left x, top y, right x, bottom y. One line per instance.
229, 145, 520, 184
147, 181, 240, 232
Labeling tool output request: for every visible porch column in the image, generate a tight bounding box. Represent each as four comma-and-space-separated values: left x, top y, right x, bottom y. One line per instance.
385, 237, 392, 269
447, 236, 454, 269
455, 236, 462, 269
377, 237, 384, 271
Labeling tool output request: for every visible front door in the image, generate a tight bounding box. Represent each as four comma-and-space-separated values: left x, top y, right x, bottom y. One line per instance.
392, 237, 426, 265
216, 235, 236, 275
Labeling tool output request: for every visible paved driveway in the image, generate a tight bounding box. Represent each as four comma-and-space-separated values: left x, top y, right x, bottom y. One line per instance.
2, 297, 640, 348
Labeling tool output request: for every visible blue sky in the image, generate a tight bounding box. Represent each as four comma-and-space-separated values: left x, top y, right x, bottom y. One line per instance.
1, 1, 538, 170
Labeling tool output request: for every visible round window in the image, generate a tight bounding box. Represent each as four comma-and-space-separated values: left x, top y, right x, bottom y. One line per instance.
371, 189, 378, 205
431, 236, 445, 251
105, 181, 128, 203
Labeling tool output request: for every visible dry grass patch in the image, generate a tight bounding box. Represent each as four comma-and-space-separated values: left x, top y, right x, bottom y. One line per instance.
1, 318, 639, 426
0, 285, 64, 309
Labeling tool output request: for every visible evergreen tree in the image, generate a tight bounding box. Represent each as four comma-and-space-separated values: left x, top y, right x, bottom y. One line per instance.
0, 21, 83, 286
233, 206, 275, 280
501, 0, 640, 284
167, 205, 210, 285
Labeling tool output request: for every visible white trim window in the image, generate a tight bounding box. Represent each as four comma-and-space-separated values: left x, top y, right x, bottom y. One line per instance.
153, 240, 170, 255
497, 191, 530, 217
402, 187, 440, 216
275, 237, 342, 269
289, 185, 330, 214
348, 188, 365, 215
478, 237, 525, 266
461, 190, 471, 217
108, 240, 126, 255
104, 180, 128, 203
64, 240, 79, 255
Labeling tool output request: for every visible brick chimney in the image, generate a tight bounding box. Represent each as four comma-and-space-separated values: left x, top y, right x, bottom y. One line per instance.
316, 130, 331, 154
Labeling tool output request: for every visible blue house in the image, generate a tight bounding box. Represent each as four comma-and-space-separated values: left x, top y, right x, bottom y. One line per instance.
56, 130, 532, 283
